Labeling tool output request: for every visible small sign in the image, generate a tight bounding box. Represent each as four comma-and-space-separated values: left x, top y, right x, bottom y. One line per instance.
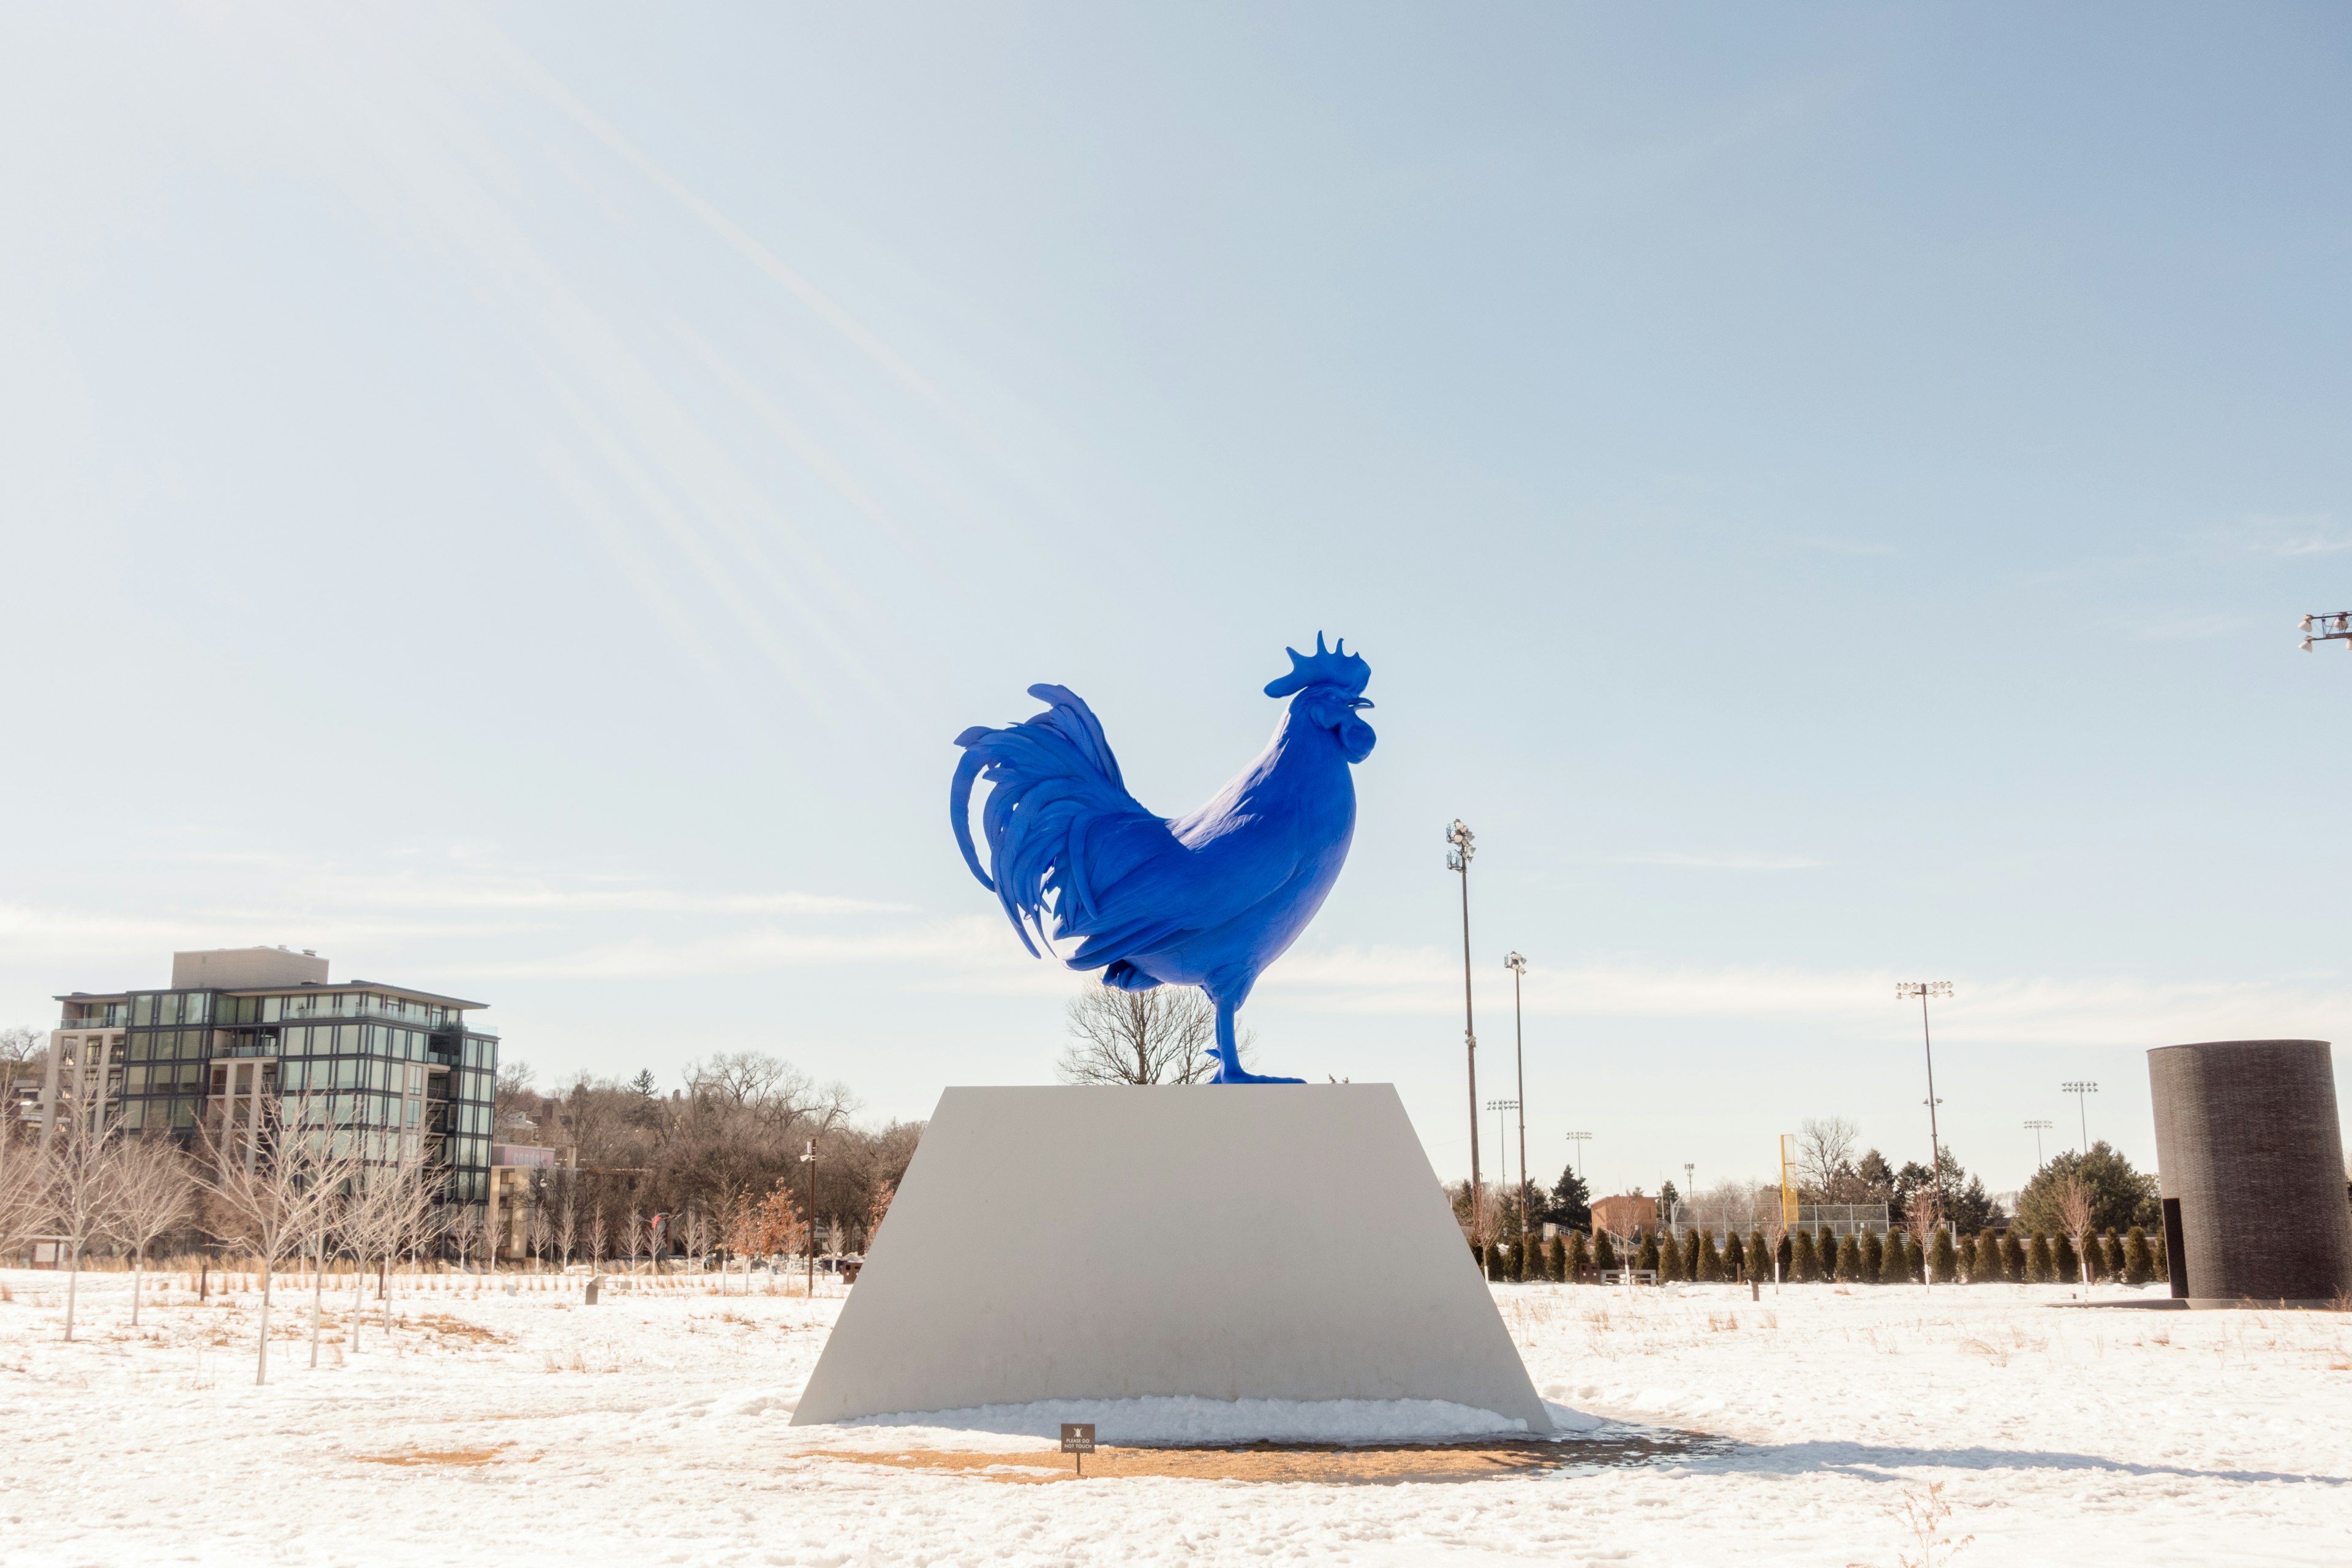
1060, 1422, 1095, 1476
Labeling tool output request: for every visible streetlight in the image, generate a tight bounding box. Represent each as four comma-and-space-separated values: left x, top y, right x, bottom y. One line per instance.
1486, 1099, 1518, 1223
1504, 951, 1530, 1235
2062, 1082, 2098, 1152
799, 1139, 818, 1297
2300, 611, 2352, 652
2024, 1119, 2054, 1167
1895, 981, 1953, 1227
1447, 820, 1480, 1240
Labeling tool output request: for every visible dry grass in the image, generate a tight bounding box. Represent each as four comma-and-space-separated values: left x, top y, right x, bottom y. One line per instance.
357, 1446, 510, 1468
412, 1313, 507, 1345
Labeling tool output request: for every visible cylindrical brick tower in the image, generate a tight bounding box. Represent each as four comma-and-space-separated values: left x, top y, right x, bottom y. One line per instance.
2147, 1039, 2352, 1306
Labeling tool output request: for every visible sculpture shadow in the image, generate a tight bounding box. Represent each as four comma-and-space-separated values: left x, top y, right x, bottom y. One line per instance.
1686, 1437, 2348, 1489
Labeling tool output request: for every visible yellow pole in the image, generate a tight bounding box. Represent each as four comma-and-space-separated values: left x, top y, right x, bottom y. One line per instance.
1779, 1134, 1801, 1229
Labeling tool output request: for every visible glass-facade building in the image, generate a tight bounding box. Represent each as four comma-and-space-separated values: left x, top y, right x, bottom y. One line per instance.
51, 949, 499, 1207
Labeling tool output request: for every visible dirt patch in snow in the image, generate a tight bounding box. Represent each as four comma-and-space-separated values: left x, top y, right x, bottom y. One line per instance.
807, 1431, 1719, 1485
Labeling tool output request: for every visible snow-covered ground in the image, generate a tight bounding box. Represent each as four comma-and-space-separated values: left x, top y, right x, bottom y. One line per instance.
4, 1266, 2347, 1566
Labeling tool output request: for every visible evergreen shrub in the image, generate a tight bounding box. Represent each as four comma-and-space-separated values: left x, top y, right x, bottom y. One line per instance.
2122, 1227, 2152, 1286
2001, 1230, 2027, 1282
1860, 1230, 1883, 1283
1722, 1231, 1745, 1280
1835, 1232, 1862, 1283
1697, 1231, 1722, 1282
1566, 1232, 1589, 1281
1593, 1231, 1616, 1273
1929, 1227, 1958, 1283
1790, 1230, 1817, 1283
1879, 1231, 1908, 1285
1635, 1231, 1659, 1275
2055, 1235, 2079, 1284
2026, 1234, 2052, 1283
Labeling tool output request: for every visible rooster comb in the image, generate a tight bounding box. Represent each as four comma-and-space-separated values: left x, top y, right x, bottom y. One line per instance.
1264, 632, 1371, 699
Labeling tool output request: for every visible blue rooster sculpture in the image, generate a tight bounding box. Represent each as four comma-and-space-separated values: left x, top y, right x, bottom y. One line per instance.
951, 635, 1376, 1084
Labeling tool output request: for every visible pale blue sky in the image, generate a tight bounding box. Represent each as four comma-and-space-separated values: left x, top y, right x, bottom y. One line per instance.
7, 4, 2350, 1200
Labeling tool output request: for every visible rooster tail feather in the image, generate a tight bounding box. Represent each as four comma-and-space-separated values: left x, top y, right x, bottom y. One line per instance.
952, 686, 1159, 964
949, 744, 996, 892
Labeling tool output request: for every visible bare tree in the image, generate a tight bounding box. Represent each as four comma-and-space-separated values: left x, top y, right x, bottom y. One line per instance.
2057, 1175, 2097, 1296
1056, 986, 1222, 1085
756, 1180, 807, 1287
526, 1192, 553, 1269
867, 1179, 896, 1253
1795, 1117, 1860, 1198
1760, 1190, 1789, 1290
339, 1170, 403, 1353
379, 1168, 442, 1333
626, 1208, 646, 1275
443, 1204, 483, 1272
714, 1184, 742, 1293
0, 1113, 43, 1264
587, 1210, 607, 1273
679, 1208, 710, 1273
103, 1134, 191, 1327
1902, 1189, 1939, 1292
200, 1097, 362, 1384
0, 1024, 47, 1077
42, 1091, 122, 1341
552, 1169, 579, 1268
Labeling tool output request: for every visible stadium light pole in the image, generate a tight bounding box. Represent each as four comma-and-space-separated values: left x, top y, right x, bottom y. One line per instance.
2062, 1082, 2098, 1153
2299, 611, 2352, 652
2024, 1119, 2054, 1168
1565, 1131, 1591, 1179
1447, 820, 1480, 1242
1896, 981, 1954, 1224
1488, 1098, 1518, 1226
1505, 951, 1530, 1235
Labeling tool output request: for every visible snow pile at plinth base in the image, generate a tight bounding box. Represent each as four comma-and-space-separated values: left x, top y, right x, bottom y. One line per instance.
839, 1393, 1607, 1444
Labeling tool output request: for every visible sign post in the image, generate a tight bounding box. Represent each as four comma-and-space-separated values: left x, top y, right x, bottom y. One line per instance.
1059, 1422, 1095, 1478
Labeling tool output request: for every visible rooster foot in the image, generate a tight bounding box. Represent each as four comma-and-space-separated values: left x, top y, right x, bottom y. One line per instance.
1210, 1068, 1305, 1085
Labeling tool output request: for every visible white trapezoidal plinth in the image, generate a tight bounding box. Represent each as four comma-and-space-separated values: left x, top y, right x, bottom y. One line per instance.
790, 1084, 1549, 1431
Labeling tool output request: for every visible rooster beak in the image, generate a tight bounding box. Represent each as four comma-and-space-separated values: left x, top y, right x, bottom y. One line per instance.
1346, 698, 1374, 710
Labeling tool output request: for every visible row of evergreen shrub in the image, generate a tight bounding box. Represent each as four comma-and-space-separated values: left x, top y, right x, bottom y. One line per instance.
1477, 1223, 2166, 1287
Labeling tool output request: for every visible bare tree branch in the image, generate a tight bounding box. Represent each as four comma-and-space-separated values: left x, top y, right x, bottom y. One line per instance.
1056, 986, 1224, 1085
102, 1134, 191, 1327
1795, 1117, 1860, 1199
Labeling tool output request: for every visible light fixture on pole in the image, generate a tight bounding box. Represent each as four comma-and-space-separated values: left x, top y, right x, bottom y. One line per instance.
2300, 611, 2352, 652
1564, 1131, 1592, 1179
1895, 981, 1953, 1227
2062, 1081, 2098, 1152
1447, 820, 1480, 1241
1504, 951, 1530, 1236
2024, 1119, 2054, 1167
1486, 1098, 1518, 1228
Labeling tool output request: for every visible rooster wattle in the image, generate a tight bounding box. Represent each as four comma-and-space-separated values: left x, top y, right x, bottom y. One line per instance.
951, 635, 1376, 1084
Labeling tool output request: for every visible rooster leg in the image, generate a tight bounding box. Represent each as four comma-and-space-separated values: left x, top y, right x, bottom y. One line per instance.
1207, 993, 1303, 1085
